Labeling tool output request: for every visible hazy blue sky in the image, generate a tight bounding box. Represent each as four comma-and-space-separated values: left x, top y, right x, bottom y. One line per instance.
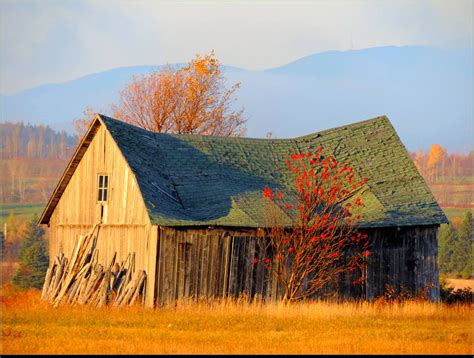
1, 0, 472, 95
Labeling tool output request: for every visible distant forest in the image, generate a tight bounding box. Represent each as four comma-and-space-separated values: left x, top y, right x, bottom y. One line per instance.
0, 122, 77, 160
0, 122, 77, 203
409, 146, 473, 184
408, 146, 473, 210
1, 121, 473, 206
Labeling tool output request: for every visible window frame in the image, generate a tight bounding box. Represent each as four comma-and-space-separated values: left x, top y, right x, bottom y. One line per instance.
97, 174, 109, 203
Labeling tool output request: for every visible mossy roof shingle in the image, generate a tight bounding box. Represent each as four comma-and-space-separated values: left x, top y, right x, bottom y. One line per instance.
99, 114, 448, 228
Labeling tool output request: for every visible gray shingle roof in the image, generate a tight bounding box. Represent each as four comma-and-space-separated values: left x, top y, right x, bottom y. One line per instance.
100, 114, 448, 228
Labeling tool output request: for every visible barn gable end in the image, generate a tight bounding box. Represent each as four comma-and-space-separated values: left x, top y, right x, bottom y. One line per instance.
41, 116, 158, 306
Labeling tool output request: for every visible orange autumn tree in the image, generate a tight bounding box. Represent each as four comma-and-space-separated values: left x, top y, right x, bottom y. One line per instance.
258, 148, 371, 302
73, 107, 97, 139
111, 51, 246, 136
427, 144, 446, 183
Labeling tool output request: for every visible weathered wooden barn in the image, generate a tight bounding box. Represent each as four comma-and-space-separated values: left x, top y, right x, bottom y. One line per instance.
39, 114, 448, 306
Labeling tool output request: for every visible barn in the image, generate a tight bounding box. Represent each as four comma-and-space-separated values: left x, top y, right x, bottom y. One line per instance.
39, 114, 448, 307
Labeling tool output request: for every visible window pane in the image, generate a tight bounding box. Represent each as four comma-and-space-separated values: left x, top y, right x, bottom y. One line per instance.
104, 175, 108, 188
98, 188, 103, 201
99, 175, 103, 188
103, 188, 108, 201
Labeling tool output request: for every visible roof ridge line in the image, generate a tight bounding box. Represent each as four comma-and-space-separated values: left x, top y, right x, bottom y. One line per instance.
98, 113, 391, 142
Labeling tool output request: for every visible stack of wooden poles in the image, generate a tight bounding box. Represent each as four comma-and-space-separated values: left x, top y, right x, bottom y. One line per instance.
41, 224, 147, 307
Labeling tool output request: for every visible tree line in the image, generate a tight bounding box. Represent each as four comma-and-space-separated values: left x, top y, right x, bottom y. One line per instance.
0, 123, 77, 203
0, 122, 77, 160
409, 145, 473, 184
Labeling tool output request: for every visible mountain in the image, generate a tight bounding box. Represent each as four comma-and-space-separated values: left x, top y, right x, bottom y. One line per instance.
1, 46, 472, 151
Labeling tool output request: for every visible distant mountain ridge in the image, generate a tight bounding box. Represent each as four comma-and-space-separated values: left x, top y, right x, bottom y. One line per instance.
1, 45, 472, 151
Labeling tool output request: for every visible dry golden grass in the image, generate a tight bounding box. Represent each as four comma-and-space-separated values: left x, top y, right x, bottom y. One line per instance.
447, 278, 474, 291
1, 285, 472, 355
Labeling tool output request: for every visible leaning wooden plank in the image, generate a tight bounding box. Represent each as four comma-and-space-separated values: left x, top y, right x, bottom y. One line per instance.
75, 225, 99, 271
49, 257, 68, 302
112, 270, 125, 294
115, 273, 138, 306
75, 264, 94, 304
76, 262, 92, 278
96, 283, 107, 307
90, 248, 99, 268
53, 225, 100, 306
130, 272, 146, 306
130, 253, 135, 275
87, 285, 101, 307
87, 272, 106, 307
113, 278, 126, 304
53, 272, 77, 306
67, 262, 92, 304
68, 235, 84, 276
116, 270, 129, 299
52, 244, 83, 305
120, 271, 144, 306
47, 259, 62, 299
65, 279, 81, 305
74, 265, 95, 303
120, 253, 131, 272
79, 266, 104, 305
41, 267, 53, 300
113, 283, 129, 306
98, 255, 116, 305
71, 225, 97, 274
70, 272, 88, 304
67, 224, 98, 279
46, 262, 60, 302
127, 271, 144, 305
115, 264, 133, 301
107, 253, 117, 271
98, 269, 114, 307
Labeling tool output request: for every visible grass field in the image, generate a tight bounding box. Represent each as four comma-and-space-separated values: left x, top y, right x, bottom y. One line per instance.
0, 203, 45, 226
446, 278, 474, 290
442, 207, 474, 222
1, 288, 472, 355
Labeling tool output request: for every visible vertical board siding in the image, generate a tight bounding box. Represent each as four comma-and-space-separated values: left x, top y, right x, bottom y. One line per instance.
155, 228, 281, 305
365, 225, 440, 301
154, 225, 440, 306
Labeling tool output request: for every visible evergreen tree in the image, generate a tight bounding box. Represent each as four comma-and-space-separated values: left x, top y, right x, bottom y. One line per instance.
461, 258, 472, 279
12, 215, 49, 289
458, 212, 473, 243
438, 223, 456, 273
18, 216, 44, 259
458, 212, 473, 279
450, 212, 473, 276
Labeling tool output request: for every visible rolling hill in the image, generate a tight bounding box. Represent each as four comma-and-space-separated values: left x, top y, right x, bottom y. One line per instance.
1, 45, 472, 152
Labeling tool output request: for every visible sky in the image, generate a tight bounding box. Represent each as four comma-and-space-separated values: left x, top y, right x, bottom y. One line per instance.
0, 0, 472, 95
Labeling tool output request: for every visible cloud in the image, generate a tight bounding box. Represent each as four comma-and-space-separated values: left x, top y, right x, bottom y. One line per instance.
1, 0, 472, 94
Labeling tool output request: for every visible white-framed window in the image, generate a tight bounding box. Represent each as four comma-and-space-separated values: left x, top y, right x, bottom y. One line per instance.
97, 174, 109, 202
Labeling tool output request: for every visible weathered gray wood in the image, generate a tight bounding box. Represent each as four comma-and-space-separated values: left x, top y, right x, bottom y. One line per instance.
41, 267, 53, 300
152, 225, 440, 305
